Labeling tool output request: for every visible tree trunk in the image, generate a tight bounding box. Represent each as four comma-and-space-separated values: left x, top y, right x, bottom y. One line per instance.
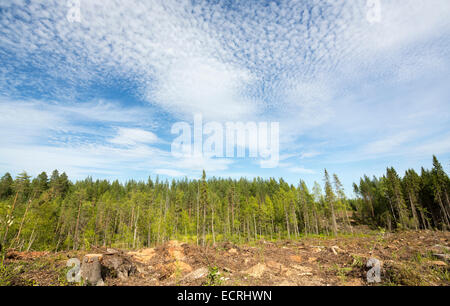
196, 189, 199, 246
2, 191, 19, 245
11, 193, 35, 249
211, 204, 215, 246
147, 209, 152, 247
253, 214, 257, 241
285, 204, 290, 239
74, 199, 82, 250
437, 192, 450, 228
330, 201, 338, 236
202, 198, 206, 247
81, 254, 104, 286
408, 192, 419, 230
133, 206, 139, 249
340, 200, 352, 234
26, 226, 36, 252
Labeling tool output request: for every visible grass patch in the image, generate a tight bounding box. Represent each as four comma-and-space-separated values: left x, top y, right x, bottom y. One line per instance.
204, 266, 222, 286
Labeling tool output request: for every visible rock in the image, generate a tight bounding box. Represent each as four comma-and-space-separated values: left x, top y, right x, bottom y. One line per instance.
182, 267, 209, 282
80, 254, 103, 286
244, 263, 267, 278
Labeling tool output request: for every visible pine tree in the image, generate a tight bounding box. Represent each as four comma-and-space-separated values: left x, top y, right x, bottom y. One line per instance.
333, 174, 353, 234
199, 170, 209, 246
324, 170, 338, 236
386, 168, 410, 229
431, 156, 450, 228
0, 173, 13, 199
0, 155, 448, 251
403, 169, 421, 229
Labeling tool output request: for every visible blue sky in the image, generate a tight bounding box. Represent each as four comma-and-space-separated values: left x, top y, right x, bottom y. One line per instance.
0, 0, 449, 194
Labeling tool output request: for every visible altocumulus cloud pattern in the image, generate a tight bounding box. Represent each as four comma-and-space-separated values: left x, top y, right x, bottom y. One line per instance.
0, 0, 449, 189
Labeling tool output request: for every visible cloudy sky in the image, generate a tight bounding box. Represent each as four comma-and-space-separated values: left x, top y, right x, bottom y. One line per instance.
0, 0, 449, 193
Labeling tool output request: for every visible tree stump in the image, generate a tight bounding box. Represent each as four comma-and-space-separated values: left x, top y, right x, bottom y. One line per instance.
80, 254, 104, 286
101, 253, 136, 280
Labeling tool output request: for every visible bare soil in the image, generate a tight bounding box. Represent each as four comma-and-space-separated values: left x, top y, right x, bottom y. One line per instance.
2, 229, 449, 286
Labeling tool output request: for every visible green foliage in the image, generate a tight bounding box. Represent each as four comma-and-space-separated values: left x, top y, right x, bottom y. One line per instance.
353, 156, 450, 231
0, 157, 448, 251
205, 266, 222, 286
0, 261, 13, 286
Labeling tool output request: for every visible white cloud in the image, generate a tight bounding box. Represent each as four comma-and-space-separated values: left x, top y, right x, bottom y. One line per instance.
170, 155, 234, 173
362, 131, 418, 156
300, 151, 321, 159
1, 1, 448, 116
154, 169, 185, 177
109, 127, 159, 146
0, 98, 171, 178
2, 0, 447, 123
0, 100, 66, 144
0, 0, 449, 181
0, 97, 237, 178
289, 166, 316, 175
152, 58, 257, 121
412, 134, 450, 156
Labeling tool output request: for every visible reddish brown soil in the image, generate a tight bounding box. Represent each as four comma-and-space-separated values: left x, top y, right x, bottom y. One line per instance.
3, 230, 449, 286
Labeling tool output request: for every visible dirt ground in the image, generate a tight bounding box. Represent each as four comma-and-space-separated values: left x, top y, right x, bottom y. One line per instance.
2, 229, 449, 286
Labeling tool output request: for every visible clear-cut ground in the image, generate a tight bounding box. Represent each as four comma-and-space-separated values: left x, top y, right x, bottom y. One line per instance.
2, 229, 449, 286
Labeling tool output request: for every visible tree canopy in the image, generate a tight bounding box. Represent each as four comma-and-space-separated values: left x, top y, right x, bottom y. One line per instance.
0, 156, 448, 251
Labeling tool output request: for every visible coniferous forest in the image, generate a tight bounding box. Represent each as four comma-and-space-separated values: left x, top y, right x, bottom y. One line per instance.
0, 156, 449, 252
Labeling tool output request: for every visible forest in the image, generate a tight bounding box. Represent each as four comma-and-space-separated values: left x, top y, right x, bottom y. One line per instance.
0, 156, 449, 252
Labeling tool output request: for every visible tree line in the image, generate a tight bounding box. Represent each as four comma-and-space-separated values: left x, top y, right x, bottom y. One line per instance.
352, 156, 450, 231
0, 156, 448, 251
